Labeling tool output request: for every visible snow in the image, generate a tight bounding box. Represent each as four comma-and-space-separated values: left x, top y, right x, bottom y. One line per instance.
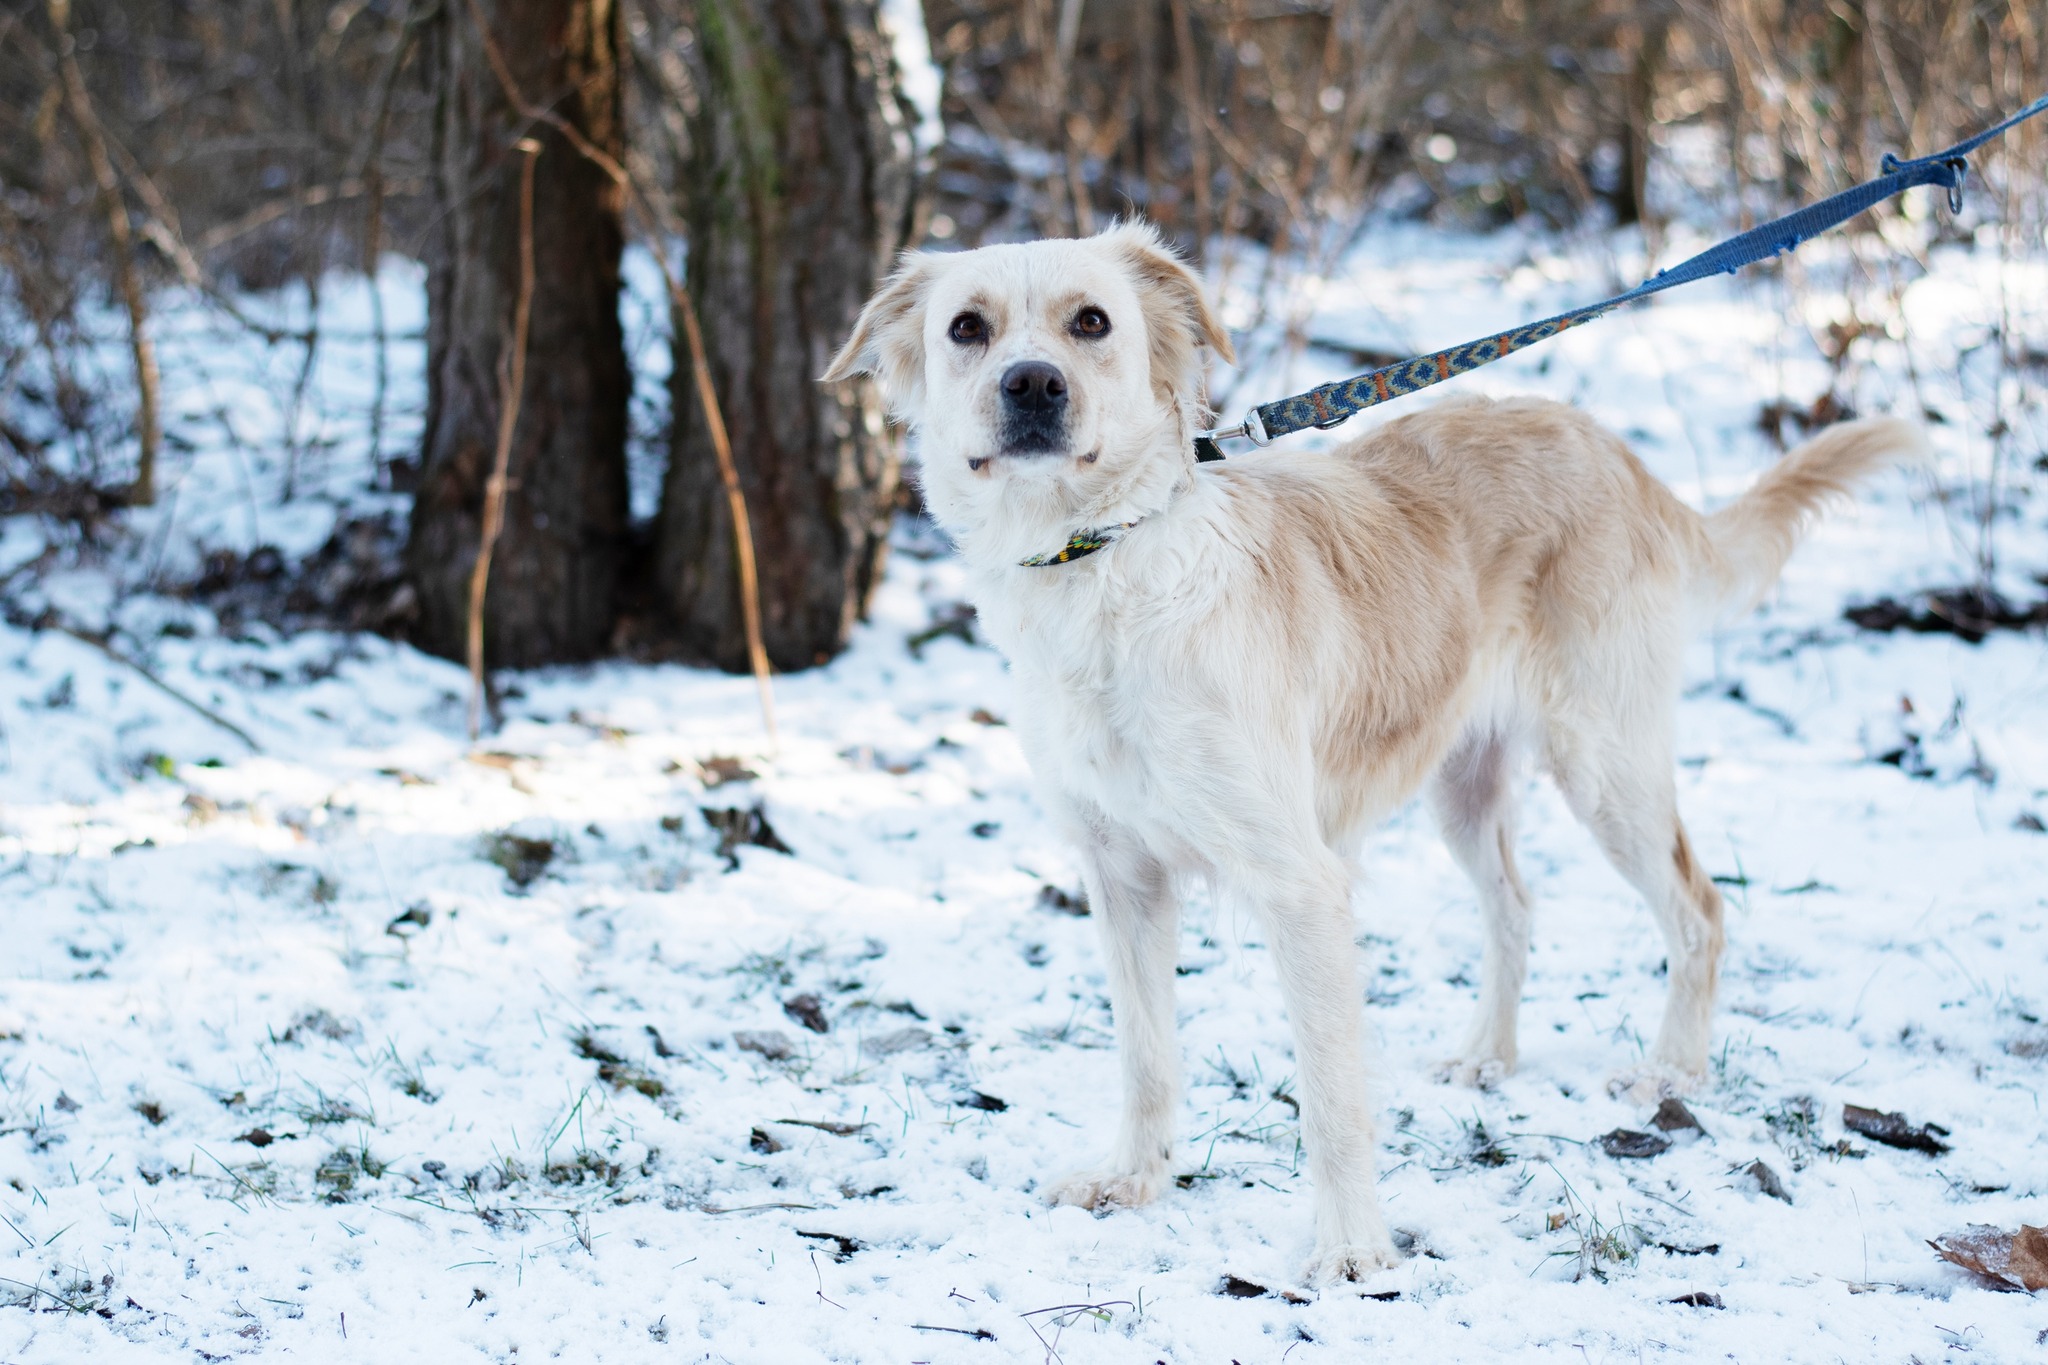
1, 222, 2045, 1363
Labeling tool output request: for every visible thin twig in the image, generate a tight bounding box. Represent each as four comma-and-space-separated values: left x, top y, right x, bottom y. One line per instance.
910, 1323, 995, 1340
465, 137, 541, 743
49, 0, 159, 504
463, 0, 775, 742
193, 177, 430, 255
49, 623, 262, 753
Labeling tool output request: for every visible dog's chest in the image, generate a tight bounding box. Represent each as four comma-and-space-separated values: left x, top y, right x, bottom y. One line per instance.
975, 573, 1188, 814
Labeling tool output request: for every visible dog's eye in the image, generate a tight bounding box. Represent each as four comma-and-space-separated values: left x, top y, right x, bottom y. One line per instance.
948, 312, 988, 344
1073, 306, 1111, 338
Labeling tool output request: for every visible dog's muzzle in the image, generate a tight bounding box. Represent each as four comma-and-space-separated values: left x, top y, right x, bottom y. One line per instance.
998, 360, 1068, 454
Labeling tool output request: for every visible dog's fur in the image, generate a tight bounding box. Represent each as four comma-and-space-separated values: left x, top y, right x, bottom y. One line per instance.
825, 222, 1918, 1282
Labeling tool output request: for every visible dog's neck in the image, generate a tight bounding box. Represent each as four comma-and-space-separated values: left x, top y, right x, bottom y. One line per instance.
925, 406, 1196, 573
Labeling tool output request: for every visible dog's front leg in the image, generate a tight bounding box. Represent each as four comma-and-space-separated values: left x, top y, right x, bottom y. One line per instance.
1047, 824, 1180, 1211
1259, 856, 1400, 1283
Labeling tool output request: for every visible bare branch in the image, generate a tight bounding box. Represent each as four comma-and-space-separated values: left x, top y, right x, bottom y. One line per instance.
465, 138, 542, 743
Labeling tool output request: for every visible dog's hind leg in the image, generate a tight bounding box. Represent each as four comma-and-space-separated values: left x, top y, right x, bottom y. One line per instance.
1047, 816, 1182, 1211
1427, 728, 1534, 1087
1548, 726, 1725, 1097
1250, 848, 1399, 1282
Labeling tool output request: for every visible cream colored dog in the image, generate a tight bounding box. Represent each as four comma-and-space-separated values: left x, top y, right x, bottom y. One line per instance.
824, 222, 1914, 1282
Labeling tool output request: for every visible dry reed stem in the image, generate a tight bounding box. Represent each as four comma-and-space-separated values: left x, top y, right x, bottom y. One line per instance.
671, 281, 776, 740
463, 0, 776, 744
466, 138, 541, 743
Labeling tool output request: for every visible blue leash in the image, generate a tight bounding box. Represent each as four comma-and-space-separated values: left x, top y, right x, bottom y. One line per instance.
1195, 94, 2048, 461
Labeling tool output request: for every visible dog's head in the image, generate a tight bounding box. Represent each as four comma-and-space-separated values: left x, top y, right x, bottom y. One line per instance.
824, 222, 1232, 557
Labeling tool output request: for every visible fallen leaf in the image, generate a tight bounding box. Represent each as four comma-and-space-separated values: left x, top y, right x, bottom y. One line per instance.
862, 1027, 933, 1058
1657, 1241, 1720, 1256
2019, 1226, 2048, 1290
774, 1118, 871, 1137
1931, 1224, 2048, 1293
696, 756, 757, 789
1843, 1103, 1951, 1154
782, 994, 830, 1035
385, 904, 431, 937
1736, 1158, 1791, 1203
704, 804, 792, 866
1668, 1292, 1724, 1308
1036, 884, 1088, 916
748, 1127, 784, 1154
797, 1230, 862, 1263
1651, 1097, 1706, 1135
734, 1030, 795, 1061
1599, 1128, 1671, 1159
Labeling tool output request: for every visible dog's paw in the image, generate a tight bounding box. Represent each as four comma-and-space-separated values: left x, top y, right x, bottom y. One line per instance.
1046, 1166, 1166, 1212
1434, 1054, 1511, 1089
1606, 1062, 1702, 1106
1303, 1238, 1401, 1286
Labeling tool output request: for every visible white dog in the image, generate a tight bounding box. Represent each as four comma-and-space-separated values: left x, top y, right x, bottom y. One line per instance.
824, 222, 1914, 1282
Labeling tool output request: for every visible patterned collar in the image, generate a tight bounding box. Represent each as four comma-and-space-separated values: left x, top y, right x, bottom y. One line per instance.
1019, 520, 1141, 568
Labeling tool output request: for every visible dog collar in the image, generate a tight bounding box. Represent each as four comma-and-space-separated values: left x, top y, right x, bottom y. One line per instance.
1019, 521, 1141, 567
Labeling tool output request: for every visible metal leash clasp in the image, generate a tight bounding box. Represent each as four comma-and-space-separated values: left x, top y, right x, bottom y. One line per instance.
1883, 150, 1968, 214
1193, 409, 1271, 462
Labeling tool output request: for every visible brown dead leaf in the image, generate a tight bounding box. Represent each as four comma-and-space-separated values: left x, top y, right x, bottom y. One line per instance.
2018, 1225, 2048, 1290
1931, 1224, 2048, 1292
1843, 1103, 1951, 1154
696, 756, 757, 789
774, 1118, 872, 1137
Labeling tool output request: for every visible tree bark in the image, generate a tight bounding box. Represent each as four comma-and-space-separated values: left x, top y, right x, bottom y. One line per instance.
406, 0, 630, 667
657, 0, 921, 672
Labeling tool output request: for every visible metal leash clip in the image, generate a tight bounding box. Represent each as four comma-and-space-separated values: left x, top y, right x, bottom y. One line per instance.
1193, 409, 1271, 463
1882, 150, 1969, 214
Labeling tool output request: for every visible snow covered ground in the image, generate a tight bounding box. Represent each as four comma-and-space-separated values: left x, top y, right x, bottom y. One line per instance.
1, 223, 2045, 1363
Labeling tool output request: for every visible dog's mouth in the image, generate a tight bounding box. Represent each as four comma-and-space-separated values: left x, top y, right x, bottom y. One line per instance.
997, 409, 1069, 458
971, 446, 1100, 472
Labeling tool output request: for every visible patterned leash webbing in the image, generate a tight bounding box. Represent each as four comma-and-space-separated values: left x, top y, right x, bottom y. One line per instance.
1195, 93, 2048, 461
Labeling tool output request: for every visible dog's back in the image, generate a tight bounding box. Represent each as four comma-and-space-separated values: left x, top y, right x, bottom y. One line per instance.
1208, 393, 1917, 1093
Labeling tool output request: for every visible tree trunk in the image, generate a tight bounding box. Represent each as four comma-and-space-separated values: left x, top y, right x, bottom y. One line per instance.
405, 0, 630, 667
657, 0, 920, 672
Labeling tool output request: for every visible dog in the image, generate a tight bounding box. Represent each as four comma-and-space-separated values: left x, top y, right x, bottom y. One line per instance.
823, 221, 1916, 1282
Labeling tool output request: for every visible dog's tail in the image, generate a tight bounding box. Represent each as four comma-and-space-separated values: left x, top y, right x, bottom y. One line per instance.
1693, 417, 1922, 618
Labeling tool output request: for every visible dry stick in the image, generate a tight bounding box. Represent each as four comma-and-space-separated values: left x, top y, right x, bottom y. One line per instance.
671, 280, 775, 739
49, 0, 159, 505
465, 138, 542, 744
50, 623, 262, 753
461, 0, 776, 743
103, 134, 324, 346
195, 178, 429, 256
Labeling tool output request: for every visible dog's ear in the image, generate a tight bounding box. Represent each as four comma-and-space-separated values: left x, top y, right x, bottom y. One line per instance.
822, 253, 941, 408
1102, 222, 1235, 398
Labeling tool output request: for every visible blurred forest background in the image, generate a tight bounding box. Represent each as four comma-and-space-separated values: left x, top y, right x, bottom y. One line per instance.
1, 0, 2044, 692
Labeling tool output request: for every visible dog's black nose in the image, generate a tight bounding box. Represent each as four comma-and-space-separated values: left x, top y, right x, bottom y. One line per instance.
1001, 361, 1068, 412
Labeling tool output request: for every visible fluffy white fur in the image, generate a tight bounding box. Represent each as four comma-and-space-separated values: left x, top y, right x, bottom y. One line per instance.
824, 222, 1920, 1283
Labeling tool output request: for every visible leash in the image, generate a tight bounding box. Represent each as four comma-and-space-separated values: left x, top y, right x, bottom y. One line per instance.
1192, 94, 2048, 462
